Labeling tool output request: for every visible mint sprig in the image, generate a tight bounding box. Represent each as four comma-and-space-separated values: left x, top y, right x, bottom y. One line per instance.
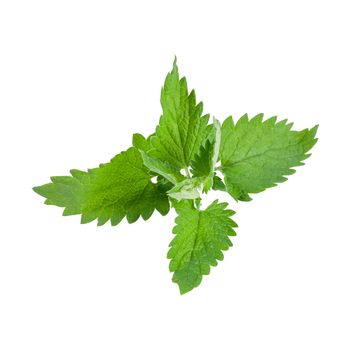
34, 59, 318, 294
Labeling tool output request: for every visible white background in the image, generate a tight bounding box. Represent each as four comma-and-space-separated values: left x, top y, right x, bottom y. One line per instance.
1, 1, 349, 349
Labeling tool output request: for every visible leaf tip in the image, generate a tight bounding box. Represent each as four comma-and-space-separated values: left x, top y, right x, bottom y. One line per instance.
172, 56, 178, 72
32, 185, 45, 197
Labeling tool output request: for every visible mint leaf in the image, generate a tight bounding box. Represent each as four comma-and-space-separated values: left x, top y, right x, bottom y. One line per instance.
33, 147, 170, 225
220, 114, 318, 201
168, 200, 237, 294
191, 118, 221, 193
149, 58, 210, 170
34, 59, 319, 295
190, 140, 212, 178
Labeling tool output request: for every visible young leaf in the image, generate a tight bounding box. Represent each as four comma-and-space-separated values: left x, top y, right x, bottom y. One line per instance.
140, 150, 184, 185
168, 200, 237, 294
191, 118, 221, 192
220, 114, 318, 201
190, 140, 212, 178
149, 58, 210, 170
33, 147, 170, 225
156, 176, 173, 193
167, 178, 202, 201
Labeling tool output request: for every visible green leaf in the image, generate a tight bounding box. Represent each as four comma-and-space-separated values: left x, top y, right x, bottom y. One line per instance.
190, 140, 212, 178
140, 150, 184, 185
220, 114, 318, 201
149, 58, 210, 170
167, 178, 202, 201
168, 200, 237, 294
33, 147, 170, 225
191, 118, 221, 193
